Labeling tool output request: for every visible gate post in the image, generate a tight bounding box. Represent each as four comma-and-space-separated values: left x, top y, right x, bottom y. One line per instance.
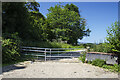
50, 49, 51, 60
45, 49, 46, 61
50, 49, 51, 56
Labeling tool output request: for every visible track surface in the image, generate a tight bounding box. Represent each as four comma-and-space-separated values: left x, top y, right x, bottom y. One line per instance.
1, 59, 118, 78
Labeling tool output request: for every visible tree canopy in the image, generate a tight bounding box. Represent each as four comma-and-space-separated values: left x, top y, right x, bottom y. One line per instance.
46, 4, 91, 45
2, 3, 91, 45
2, 2, 46, 40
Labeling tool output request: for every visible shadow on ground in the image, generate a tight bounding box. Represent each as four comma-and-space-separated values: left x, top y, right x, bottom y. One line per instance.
2, 64, 26, 73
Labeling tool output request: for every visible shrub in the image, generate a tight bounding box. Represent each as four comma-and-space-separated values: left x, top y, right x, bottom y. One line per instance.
92, 43, 112, 53
86, 58, 120, 72
113, 64, 119, 72
102, 64, 120, 72
91, 59, 106, 67
79, 52, 86, 63
2, 33, 22, 64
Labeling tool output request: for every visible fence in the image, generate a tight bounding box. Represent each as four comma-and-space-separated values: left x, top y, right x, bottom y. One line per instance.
21, 47, 86, 61
21, 47, 118, 64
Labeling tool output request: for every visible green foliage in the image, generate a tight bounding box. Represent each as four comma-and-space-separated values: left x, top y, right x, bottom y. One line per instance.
93, 43, 112, 53
87, 59, 120, 72
29, 11, 47, 41
86, 59, 120, 72
84, 43, 95, 48
25, 2, 40, 12
102, 64, 120, 72
3, 2, 30, 39
79, 52, 86, 63
92, 21, 120, 54
106, 21, 120, 54
2, 2, 42, 64
91, 59, 106, 67
2, 2, 90, 65
22, 40, 83, 48
2, 2, 43, 40
2, 33, 22, 64
2, 2, 91, 45
46, 4, 91, 45
64, 4, 80, 14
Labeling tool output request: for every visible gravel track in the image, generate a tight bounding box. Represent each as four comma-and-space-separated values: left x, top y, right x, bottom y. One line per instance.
1, 58, 118, 78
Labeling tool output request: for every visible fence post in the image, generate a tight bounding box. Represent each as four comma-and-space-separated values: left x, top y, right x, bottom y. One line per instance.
45, 49, 46, 61
58, 49, 59, 56
50, 49, 51, 60
50, 49, 51, 56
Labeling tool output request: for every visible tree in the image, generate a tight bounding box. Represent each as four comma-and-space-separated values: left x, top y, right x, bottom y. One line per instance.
2, 2, 48, 63
2, 2, 41, 40
106, 21, 120, 54
29, 11, 48, 41
46, 4, 90, 45
25, 2, 40, 12
64, 4, 80, 15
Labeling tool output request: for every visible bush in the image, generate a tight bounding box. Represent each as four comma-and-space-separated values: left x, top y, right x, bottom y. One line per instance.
93, 43, 112, 53
86, 59, 120, 72
2, 33, 22, 64
79, 52, 86, 63
91, 59, 106, 67
102, 64, 120, 72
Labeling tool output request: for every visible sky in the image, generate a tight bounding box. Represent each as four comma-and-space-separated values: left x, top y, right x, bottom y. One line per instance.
38, 2, 118, 43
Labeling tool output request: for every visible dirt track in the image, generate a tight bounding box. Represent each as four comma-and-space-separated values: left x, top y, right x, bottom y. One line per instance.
1, 58, 118, 78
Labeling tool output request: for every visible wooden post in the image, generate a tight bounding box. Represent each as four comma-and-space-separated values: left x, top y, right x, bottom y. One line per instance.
45, 49, 46, 61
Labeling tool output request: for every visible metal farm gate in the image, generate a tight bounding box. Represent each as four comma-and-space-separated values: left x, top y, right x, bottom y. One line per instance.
21, 47, 86, 61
